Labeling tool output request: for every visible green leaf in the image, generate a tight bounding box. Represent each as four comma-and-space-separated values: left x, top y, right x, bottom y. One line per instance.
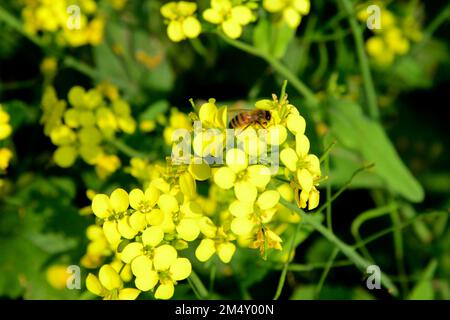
131, 30, 174, 92
2, 100, 37, 129
253, 18, 295, 59
291, 285, 315, 300
94, 22, 174, 95
271, 24, 296, 59
329, 101, 424, 202
408, 259, 438, 300
0, 176, 82, 299
329, 146, 385, 189
139, 100, 169, 122
253, 18, 271, 54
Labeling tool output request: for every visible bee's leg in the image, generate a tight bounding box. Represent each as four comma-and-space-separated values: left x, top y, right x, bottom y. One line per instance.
237, 123, 251, 134
256, 120, 267, 129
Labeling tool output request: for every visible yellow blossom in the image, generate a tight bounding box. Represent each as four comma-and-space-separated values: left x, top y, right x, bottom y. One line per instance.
161, 1, 202, 42
86, 265, 140, 300
203, 0, 255, 39
0, 148, 13, 171
263, 0, 311, 28
46, 265, 70, 290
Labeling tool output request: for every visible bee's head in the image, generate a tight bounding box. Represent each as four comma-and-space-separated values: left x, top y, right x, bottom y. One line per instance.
265, 111, 271, 121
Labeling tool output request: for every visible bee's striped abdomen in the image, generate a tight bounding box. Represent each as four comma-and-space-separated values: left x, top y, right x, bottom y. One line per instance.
229, 113, 246, 128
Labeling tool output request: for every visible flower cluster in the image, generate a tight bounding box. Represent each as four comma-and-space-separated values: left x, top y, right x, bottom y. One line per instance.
83, 88, 321, 299
0, 105, 13, 172
357, 2, 423, 67
160, 0, 310, 42
41, 84, 135, 177
85, 184, 198, 299
21, 0, 105, 47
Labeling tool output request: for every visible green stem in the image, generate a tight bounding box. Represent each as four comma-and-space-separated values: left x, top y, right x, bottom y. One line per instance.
306, 29, 352, 43
188, 270, 209, 299
0, 5, 43, 46
315, 247, 339, 299
424, 3, 450, 36
353, 211, 447, 250
286, 260, 353, 271
280, 198, 398, 296
319, 140, 337, 163
390, 204, 408, 296
217, 32, 318, 105
409, 3, 450, 55
273, 219, 303, 300
190, 38, 210, 60
208, 264, 216, 297
0, 79, 37, 91
187, 277, 203, 299
314, 163, 374, 216
106, 138, 153, 160
325, 148, 332, 232
351, 204, 397, 262
339, 0, 379, 120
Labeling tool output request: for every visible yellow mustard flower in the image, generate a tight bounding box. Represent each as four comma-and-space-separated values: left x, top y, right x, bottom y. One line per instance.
280, 132, 321, 210
160, 1, 202, 42
357, 4, 422, 67
0, 105, 12, 140
95, 154, 121, 180
0, 148, 13, 171
42, 85, 135, 169
46, 265, 70, 290
40, 57, 58, 78
229, 189, 281, 236
195, 224, 236, 263
263, 0, 311, 28
163, 108, 193, 145
203, 0, 255, 39
81, 225, 112, 268
21, 0, 105, 47
86, 264, 140, 300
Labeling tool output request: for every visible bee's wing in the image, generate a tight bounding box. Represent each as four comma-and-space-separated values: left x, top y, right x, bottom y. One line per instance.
227, 102, 255, 118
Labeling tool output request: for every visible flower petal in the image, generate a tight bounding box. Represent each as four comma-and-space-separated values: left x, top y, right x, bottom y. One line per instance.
135, 271, 159, 292
257, 190, 280, 210
131, 255, 153, 278
155, 283, 175, 300
142, 226, 164, 247
99, 265, 122, 291
217, 242, 236, 263
169, 258, 192, 281
110, 188, 129, 213
153, 245, 178, 270
195, 239, 216, 262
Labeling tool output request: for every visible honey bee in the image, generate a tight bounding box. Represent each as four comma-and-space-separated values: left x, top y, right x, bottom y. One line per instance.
228, 108, 272, 130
